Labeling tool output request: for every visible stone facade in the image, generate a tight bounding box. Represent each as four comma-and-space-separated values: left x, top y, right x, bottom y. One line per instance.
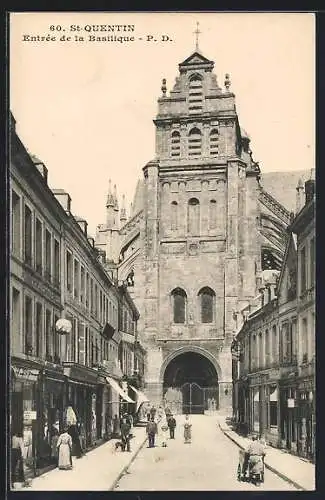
96, 49, 293, 412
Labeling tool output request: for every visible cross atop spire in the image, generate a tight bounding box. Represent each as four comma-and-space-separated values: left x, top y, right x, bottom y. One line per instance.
193, 21, 201, 51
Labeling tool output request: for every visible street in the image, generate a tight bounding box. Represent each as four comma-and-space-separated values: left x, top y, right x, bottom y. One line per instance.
115, 415, 297, 491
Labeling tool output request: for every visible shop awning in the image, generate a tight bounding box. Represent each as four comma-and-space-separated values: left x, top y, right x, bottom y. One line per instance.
269, 386, 278, 402
130, 385, 150, 411
106, 376, 135, 403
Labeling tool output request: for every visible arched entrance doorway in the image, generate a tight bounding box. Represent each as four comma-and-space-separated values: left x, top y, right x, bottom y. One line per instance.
163, 351, 219, 415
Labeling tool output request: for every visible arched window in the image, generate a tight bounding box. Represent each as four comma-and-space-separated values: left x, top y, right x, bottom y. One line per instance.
209, 200, 217, 230
188, 128, 201, 157
171, 201, 178, 230
189, 74, 203, 114
171, 288, 187, 324
198, 287, 215, 323
210, 129, 219, 156
171, 131, 180, 157
188, 198, 200, 235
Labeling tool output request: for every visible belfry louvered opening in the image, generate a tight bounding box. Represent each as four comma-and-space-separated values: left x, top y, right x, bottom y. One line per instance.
171, 130, 180, 157
210, 129, 219, 156
188, 127, 202, 157
188, 74, 203, 114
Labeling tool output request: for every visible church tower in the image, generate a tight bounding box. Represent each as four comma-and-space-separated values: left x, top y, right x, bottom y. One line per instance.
96, 34, 290, 413
134, 41, 262, 410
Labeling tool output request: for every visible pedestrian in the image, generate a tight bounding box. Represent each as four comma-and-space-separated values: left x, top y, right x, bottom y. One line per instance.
57, 427, 73, 470
146, 417, 158, 448
120, 417, 131, 452
50, 427, 59, 465
168, 414, 176, 439
183, 414, 192, 444
11, 430, 25, 488
64, 403, 83, 459
165, 406, 171, 421
161, 420, 168, 447
113, 414, 121, 438
149, 405, 157, 420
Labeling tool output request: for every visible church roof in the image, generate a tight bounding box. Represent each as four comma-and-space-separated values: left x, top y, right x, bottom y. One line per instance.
260, 169, 310, 212
179, 51, 214, 67
132, 178, 145, 216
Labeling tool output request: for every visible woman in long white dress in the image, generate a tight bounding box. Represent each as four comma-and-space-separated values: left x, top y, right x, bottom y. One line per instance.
183, 414, 192, 444
57, 427, 72, 470
160, 420, 169, 447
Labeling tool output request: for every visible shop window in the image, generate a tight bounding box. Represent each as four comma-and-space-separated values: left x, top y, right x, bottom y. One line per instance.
35, 303, 43, 358
171, 201, 178, 230
171, 288, 187, 324
188, 198, 200, 235
35, 218, 43, 274
54, 239, 60, 287
209, 200, 217, 230
24, 296, 33, 355
24, 205, 32, 266
11, 190, 21, 257
269, 385, 278, 427
198, 287, 215, 323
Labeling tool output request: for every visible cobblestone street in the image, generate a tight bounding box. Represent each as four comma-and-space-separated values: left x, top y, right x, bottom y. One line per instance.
115, 415, 296, 491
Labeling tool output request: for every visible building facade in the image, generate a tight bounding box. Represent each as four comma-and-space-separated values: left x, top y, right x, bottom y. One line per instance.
10, 114, 141, 473
232, 177, 315, 460
95, 48, 294, 413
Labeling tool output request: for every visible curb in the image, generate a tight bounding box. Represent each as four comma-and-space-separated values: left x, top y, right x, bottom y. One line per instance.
108, 432, 148, 491
218, 423, 306, 491
109, 416, 164, 491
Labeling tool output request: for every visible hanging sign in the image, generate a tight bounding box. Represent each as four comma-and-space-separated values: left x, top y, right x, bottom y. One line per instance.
287, 398, 295, 408
24, 410, 37, 420
12, 367, 39, 382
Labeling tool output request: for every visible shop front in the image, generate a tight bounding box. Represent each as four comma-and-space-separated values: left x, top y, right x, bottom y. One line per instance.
296, 377, 315, 461
279, 381, 299, 454
11, 359, 42, 475
63, 363, 100, 450
38, 366, 65, 467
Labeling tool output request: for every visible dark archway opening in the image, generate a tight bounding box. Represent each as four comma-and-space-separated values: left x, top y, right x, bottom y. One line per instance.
163, 352, 219, 415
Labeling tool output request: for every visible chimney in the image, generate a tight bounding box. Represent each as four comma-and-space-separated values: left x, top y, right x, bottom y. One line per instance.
75, 216, 88, 237
52, 189, 72, 213
296, 177, 304, 213
305, 179, 315, 205
87, 237, 95, 248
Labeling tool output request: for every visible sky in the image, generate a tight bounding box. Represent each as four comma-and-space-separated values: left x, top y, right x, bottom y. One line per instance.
10, 12, 315, 236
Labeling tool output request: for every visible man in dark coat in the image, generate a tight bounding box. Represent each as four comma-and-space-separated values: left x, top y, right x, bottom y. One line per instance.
146, 418, 158, 448
120, 417, 131, 452
167, 414, 176, 439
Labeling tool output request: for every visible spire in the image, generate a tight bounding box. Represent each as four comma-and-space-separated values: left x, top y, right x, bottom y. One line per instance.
113, 184, 119, 211
106, 179, 114, 207
120, 194, 127, 222
193, 21, 201, 52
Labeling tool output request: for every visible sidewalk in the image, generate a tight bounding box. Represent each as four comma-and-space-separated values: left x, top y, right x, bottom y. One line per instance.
216, 415, 315, 491
25, 426, 148, 491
